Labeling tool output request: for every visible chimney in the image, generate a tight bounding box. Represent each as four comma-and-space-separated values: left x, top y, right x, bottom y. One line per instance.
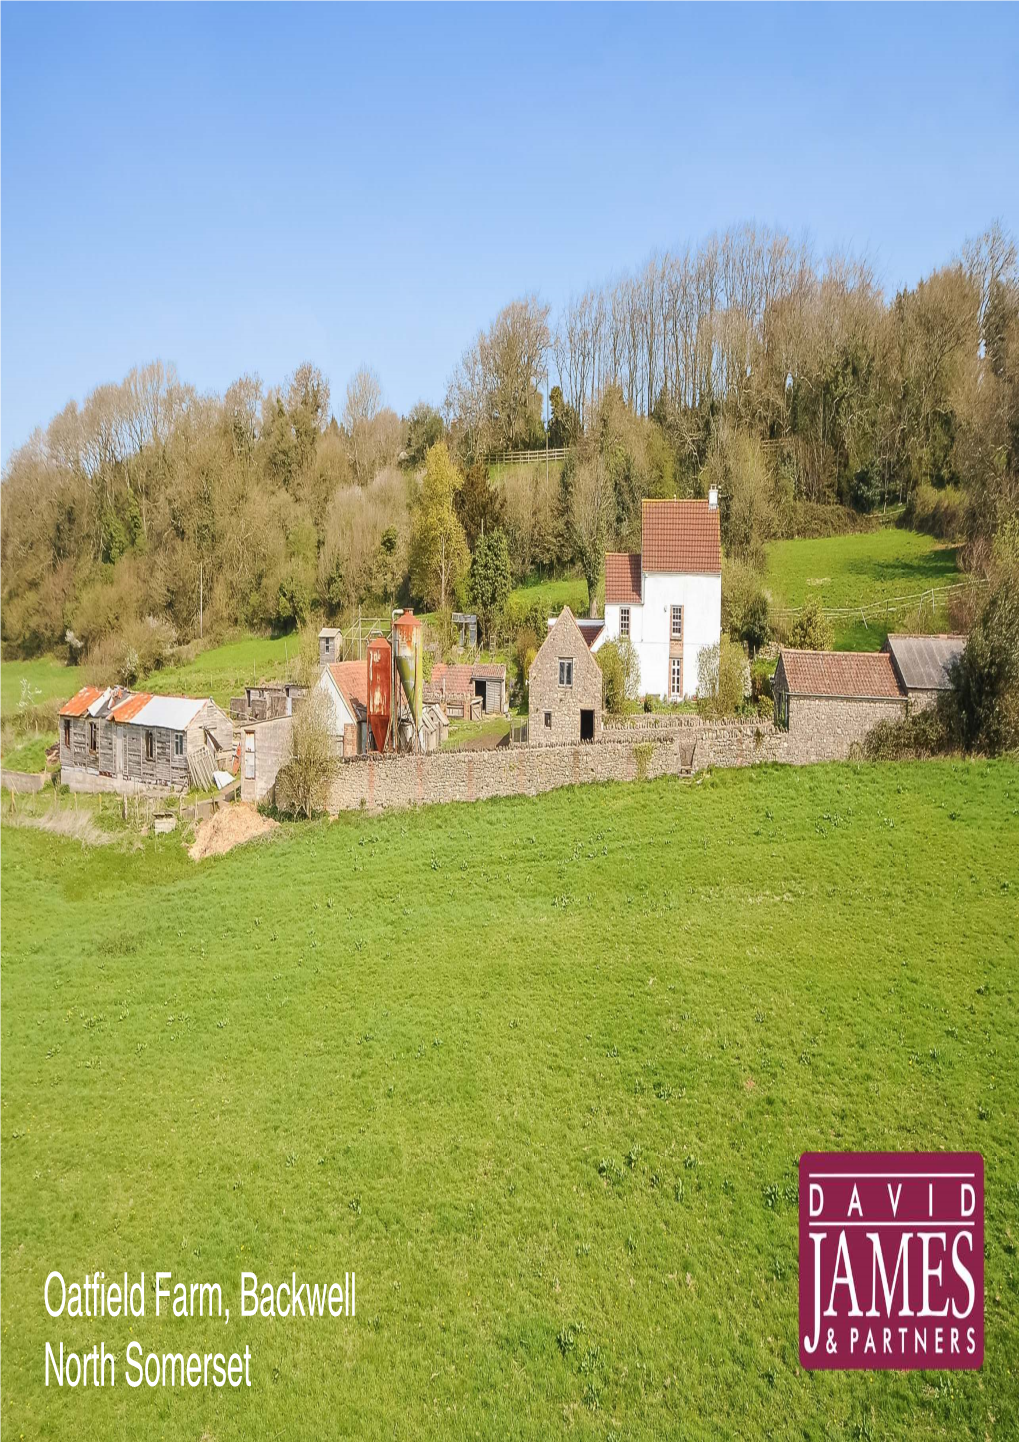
708, 486, 718, 510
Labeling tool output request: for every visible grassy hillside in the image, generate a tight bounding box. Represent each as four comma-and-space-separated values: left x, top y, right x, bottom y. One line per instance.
509, 572, 589, 620
1, 761, 1016, 1439
765, 529, 963, 650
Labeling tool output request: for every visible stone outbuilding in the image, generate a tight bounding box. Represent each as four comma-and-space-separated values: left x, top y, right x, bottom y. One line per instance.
772, 648, 907, 759
882, 634, 965, 711
528, 607, 603, 746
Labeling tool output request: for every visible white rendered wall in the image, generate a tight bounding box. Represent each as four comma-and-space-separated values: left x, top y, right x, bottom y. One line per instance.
604, 572, 721, 698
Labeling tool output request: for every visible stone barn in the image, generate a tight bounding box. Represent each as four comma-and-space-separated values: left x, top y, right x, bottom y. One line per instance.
772, 649, 907, 759
59, 687, 233, 794
528, 607, 603, 746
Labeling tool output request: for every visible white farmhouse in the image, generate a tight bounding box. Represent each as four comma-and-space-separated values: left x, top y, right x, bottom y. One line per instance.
602, 493, 722, 700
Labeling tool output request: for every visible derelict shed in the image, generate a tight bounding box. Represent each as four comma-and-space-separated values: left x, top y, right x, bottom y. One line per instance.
59, 686, 233, 793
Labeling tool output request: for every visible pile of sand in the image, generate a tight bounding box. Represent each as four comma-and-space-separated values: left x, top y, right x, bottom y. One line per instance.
188, 803, 279, 861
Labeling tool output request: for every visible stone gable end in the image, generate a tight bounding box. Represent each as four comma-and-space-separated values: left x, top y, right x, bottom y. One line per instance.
528, 608, 604, 746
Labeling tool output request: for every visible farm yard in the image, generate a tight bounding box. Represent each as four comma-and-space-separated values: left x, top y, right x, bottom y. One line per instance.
1, 760, 1016, 1440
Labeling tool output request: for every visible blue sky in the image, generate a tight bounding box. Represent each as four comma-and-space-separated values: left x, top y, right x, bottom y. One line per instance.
2, 2, 1017, 462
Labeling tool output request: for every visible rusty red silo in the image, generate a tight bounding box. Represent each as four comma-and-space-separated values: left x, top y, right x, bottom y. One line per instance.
367, 637, 392, 753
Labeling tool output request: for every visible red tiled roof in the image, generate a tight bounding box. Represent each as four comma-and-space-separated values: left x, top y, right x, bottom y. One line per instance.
430, 663, 505, 693
108, 691, 154, 723
576, 619, 605, 649
328, 661, 368, 717
778, 649, 904, 699
641, 499, 721, 574
605, 553, 642, 603
58, 686, 105, 718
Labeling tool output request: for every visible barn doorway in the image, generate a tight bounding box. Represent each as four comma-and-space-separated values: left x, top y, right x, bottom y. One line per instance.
580, 709, 594, 741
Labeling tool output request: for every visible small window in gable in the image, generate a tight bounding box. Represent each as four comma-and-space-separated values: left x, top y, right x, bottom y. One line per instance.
145, 730, 155, 762
558, 659, 573, 687
88, 721, 98, 752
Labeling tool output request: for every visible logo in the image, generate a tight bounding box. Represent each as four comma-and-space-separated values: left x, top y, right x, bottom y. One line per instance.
799, 1152, 983, 1370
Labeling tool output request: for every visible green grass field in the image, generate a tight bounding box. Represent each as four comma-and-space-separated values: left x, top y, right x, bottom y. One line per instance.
509, 573, 589, 620
1, 761, 1016, 1439
765, 530, 963, 651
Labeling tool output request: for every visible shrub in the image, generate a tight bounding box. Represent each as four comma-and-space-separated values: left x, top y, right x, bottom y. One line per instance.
276, 691, 338, 818
597, 642, 627, 716
864, 706, 952, 760
697, 637, 747, 717
513, 627, 539, 704
902, 483, 967, 541
949, 546, 1019, 755
787, 597, 832, 652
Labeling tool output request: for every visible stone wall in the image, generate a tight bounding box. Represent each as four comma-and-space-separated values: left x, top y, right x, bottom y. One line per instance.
1, 768, 48, 794
786, 695, 906, 762
60, 768, 177, 798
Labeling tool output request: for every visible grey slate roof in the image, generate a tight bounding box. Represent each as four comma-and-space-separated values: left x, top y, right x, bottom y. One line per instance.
884, 634, 966, 692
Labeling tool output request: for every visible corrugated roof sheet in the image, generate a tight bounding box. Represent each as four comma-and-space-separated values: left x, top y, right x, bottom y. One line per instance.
59, 685, 107, 718
605, 553, 642, 603
124, 695, 208, 729
641, 499, 721, 574
778, 649, 904, 699
884, 634, 965, 691
108, 691, 155, 723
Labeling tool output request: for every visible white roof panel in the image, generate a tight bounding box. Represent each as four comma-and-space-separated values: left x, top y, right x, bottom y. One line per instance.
127, 695, 208, 730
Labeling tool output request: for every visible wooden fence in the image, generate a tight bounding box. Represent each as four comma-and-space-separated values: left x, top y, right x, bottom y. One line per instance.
488, 447, 571, 468
775, 578, 987, 629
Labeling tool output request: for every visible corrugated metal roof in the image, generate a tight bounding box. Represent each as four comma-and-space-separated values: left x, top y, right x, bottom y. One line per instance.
778, 649, 904, 699
123, 695, 208, 729
109, 691, 154, 723
641, 499, 721, 574
884, 634, 965, 691
605, 553, 642, 603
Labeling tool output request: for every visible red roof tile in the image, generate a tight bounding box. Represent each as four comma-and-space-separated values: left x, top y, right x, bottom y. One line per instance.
429, 663, 505, 695
641, 499, 721, 574
778, 649, 904, 699
58, 686, 105, 718
328, 661, 369, 717
605, 553, 642, 604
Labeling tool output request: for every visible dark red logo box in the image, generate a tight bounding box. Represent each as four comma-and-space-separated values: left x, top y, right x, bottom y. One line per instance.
799, 1152, 983, 1370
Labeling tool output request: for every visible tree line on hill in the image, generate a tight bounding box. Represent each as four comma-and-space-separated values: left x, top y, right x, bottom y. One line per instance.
1, 220, 1016, 749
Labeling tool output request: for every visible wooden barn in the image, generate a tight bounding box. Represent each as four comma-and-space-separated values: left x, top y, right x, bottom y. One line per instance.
59, 686, 233, 794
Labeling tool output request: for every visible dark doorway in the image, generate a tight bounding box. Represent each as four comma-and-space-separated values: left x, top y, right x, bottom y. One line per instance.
580, 709, 595, 741
474, 679, 487, 712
